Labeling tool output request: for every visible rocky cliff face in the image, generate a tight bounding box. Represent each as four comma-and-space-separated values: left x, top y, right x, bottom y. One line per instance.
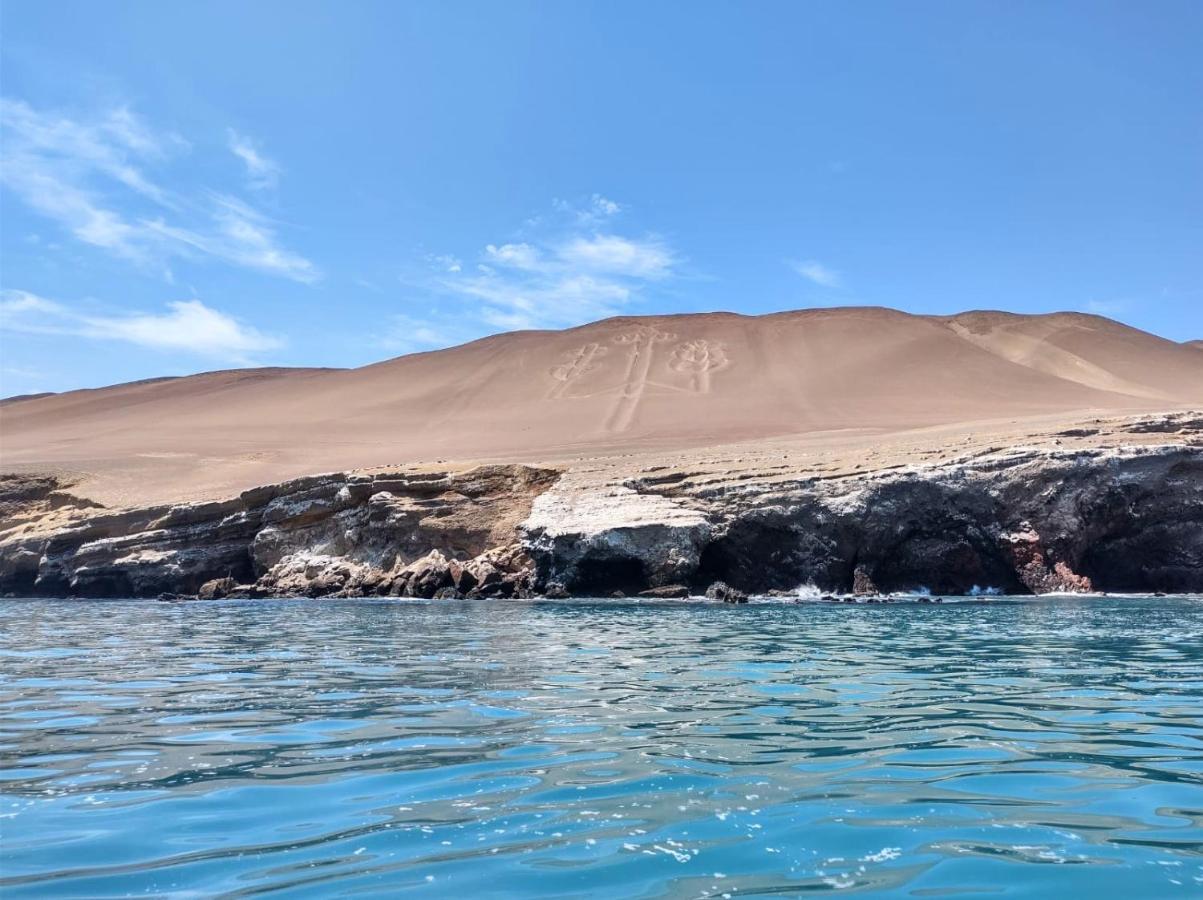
0, 466, 557, 599
2, 444, 1201, 599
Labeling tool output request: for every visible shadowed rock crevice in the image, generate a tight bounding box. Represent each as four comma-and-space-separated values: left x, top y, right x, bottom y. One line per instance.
571, 557, 647, 595
692, 506, 853, 594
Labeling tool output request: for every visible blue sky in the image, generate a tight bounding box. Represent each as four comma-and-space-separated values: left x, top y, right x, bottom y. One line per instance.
2, 1, 1200, 395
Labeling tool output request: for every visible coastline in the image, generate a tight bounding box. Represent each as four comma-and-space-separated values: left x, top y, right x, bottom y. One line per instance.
4, 592, 1202, 604
4, 413, 1201, 601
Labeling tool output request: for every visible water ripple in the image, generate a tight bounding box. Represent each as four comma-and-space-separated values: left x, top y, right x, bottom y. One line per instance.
2, 596, 1202, 897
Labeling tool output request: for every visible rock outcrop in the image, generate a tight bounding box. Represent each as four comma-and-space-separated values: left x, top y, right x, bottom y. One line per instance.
2, 443, 1202, 598
0, 466, 556, 599
520, 473, 711, 594
676, 445, 1203, 595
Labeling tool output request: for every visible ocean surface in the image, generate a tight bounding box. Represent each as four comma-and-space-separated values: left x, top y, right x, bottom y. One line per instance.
2, 596, 1201, 898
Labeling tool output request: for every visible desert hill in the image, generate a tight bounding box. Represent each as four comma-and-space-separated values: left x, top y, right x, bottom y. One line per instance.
1, 307, 1200, 506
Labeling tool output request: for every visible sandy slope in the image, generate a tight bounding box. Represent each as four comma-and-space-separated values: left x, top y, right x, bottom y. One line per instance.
2, 307, 1200, 506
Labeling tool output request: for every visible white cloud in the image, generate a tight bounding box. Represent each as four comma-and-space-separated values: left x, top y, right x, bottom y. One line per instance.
485, 242, 542, 271
0, 290, 280, 362
558, 234, 674, 279
83, 299, 279, 356
0, 290, 63, 316
790, 259, 842, 288
1, 139, 151, 263
425, 253, 461, 273
453, 272, 632, 330
0, 99, 179, 206
227, 128, 280, 191
144, 196, 319, 283
0, 98, 318, 282
590, 194, 621, 217
445, 222, 668, 330
391, 197, 678, 347
556, 193, 623, 225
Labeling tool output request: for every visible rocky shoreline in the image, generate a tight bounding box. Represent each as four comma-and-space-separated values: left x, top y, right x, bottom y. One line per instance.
2, 437, 1201, 601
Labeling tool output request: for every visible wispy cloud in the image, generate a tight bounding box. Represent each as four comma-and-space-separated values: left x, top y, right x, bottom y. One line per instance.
451, 272, 633, 331
0, 98, 318, 282
389, 197, 678, 348
559, 234, 674, 279
574, 193, 622, 224
143, 195, 319, 282
426, 253, 462, 273
485, 242, 542, 271
590, 194, 621, 216
0, 289, 281, 362
790, 258, 842, 288
1084, 298, 1129, 317
227, 128, 280, 191
378, 313, 462, 353
0, 99, 181, 205
445, 202, 674, 330
0, 364, 51, 396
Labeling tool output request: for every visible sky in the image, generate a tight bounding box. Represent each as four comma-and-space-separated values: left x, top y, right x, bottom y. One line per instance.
1, 1, 1200, 395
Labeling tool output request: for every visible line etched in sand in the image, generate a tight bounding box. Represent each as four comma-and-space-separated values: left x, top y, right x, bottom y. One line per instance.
546, 330, 734, 432
547, 342, 608, 399
670, 339, 729, 393
605, 325, 677, 433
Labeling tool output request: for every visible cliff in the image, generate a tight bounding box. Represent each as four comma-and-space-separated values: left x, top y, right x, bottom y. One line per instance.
3, 422, 1201, 599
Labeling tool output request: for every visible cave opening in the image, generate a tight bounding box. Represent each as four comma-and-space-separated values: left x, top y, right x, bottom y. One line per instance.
571, 557, 648, 595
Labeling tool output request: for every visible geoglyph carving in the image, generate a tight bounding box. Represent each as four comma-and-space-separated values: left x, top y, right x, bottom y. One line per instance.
546, 327, 731, 432
605, 325, 677, 433
546, 342, 608, 399
670, 339, 728, 393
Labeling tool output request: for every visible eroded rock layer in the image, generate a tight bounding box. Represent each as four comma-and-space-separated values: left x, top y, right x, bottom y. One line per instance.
2, 441, 1201, 599
0, 466, 556, 599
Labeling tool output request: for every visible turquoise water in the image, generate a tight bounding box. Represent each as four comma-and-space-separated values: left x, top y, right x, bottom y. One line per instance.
2, 597, 1202, 898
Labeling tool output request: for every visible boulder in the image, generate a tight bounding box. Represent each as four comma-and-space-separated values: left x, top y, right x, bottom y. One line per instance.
705, 581, 748, 603
197, 576, 237, 600
448, 558, 477, 593
402, 550, 453, 598
852, 565, 878, 596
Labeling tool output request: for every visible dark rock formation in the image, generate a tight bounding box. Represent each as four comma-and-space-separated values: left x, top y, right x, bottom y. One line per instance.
0, 465, 556, 599
682, 446, 1203, 596
2, 445, 1201, 598
704, 581, 748, 603
521, 444, 1203, 597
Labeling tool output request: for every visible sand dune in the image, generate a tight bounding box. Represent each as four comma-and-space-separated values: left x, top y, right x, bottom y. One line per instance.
2, 307, 1200, 506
